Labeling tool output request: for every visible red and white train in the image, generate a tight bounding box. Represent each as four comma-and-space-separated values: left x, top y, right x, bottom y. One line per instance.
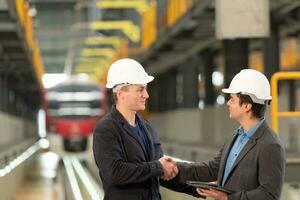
44, 77, 108, 151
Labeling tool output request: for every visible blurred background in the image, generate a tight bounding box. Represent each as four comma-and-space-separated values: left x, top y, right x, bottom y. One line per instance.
0, 0, 300, 199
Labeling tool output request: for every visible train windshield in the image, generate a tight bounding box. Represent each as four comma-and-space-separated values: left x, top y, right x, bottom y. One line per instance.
46, 84, 104, 119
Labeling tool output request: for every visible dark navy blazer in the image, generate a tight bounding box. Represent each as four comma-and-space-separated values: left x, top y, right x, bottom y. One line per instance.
93, 106, 197, 200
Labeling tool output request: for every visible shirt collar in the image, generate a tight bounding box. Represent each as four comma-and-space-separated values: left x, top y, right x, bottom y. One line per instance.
237, 118, 265, 139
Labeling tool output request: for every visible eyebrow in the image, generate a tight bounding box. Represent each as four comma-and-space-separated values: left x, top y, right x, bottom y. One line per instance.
137, 86, 146, 90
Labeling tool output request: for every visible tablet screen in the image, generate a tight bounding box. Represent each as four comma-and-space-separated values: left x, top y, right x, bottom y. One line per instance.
186, 181, 234, 194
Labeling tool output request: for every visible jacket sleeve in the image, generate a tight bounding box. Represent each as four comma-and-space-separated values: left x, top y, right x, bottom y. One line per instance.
93, 122, 164, 187
159, 150, 222, 198
175, 149, 222, 184
142, 121, 202, 197
228, 143, 286, 200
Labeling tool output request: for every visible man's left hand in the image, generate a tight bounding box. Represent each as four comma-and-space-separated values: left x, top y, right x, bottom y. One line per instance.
197, 188, 228, 200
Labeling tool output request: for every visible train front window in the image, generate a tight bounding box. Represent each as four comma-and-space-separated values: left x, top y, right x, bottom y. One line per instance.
47, 101, 103, 119
46, 82, 105, 119
47, 91, 102, 102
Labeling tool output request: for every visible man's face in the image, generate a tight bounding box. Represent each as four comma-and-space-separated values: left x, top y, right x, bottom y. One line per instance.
119, 84, 149, 111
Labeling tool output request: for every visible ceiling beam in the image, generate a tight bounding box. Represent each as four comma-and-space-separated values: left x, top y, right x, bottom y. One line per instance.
29, 0, 77, 3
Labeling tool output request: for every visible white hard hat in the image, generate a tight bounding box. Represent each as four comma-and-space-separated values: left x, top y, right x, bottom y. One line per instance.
222, 69, 272, 104
106, 58, 154, 89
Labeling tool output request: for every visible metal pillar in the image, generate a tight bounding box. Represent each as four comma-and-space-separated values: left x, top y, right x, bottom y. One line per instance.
158, 74, 168, 111
148, 78, 159, 112
288, 80, 296, 111
0, 75, 3, 111
180, 58, 199, 108
223, 39, 248, 87
2, 75, 8, 112
149, 74, 169, 112
263, 22, 280, 80
202, 50, 215, 105
165, 70, 177, 110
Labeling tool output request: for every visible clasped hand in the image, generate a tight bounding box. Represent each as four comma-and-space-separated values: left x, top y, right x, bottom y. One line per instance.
159, 156, 178, 181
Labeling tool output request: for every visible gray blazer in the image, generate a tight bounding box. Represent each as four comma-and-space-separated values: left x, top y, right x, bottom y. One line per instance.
177, 121, 286, 200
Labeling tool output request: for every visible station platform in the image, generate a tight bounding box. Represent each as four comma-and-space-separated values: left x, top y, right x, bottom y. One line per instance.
3, 134, 299, 200
1, 135, 103, 200
15, 152, 61, 200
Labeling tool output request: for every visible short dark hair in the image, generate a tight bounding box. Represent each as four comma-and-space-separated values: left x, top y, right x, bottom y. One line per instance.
237, 93, 266, 119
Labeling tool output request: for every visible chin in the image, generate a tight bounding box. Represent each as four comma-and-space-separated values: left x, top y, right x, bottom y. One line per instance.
134, 105, 145, 111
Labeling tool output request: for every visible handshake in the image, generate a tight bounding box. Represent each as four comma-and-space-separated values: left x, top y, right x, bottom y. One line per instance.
159, 156, 178, 181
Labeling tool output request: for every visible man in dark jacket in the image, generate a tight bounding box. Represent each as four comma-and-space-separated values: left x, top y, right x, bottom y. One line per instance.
93, 58, 197, 200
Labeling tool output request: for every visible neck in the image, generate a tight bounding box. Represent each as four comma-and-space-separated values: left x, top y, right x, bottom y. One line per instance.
239, 116, 260, 133
116, 104, 136, 126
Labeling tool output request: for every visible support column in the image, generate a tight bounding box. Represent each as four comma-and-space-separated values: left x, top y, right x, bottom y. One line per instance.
202, 50, 215, 105
288, 80, 296, 111
148, 77, 159, 112
158, 74, 168, 111
223, 39, 249, 87
180, 58, 199, 108
165, 70, 177, 110
263, 22, 280, 80
0, 75, 3, 111
2, 75, 8, 112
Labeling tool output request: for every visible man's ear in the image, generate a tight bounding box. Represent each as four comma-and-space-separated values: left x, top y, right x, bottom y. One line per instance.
244, 102, 252, 113
117, 88, 127, 100
116, 89, 122, 100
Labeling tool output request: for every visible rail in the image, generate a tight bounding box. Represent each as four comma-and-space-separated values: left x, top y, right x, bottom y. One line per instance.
63, 156, 104, 200
63, 156, 83, 200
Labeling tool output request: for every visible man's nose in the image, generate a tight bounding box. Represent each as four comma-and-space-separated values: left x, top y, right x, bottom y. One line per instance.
226, 100, 230, 106
143, 89, 149, 98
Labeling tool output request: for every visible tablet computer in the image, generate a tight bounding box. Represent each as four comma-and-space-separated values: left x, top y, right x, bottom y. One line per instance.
186, 181, 234, 194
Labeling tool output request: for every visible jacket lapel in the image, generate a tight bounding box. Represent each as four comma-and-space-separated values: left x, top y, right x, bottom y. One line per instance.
137, 116, 154, 160
111, 106, 148, 159
218, 133, 238, 184
224, 122, 267, 184
122, 122, 148, 157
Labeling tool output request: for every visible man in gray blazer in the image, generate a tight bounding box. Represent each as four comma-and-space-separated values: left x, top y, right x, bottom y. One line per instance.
177, 69, 286, 200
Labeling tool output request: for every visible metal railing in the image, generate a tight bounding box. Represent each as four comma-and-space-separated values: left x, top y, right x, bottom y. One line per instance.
270, 71, 300, 133
0, 138, 49, 177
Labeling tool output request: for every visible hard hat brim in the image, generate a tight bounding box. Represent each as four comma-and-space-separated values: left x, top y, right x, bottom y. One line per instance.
106, 82, 116, 88
222, 88, 272, 104
222, 88, 238, 94
106, 75, 154, 88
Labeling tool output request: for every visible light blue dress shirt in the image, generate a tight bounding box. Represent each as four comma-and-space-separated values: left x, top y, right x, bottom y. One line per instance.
221, 118, 265, 186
